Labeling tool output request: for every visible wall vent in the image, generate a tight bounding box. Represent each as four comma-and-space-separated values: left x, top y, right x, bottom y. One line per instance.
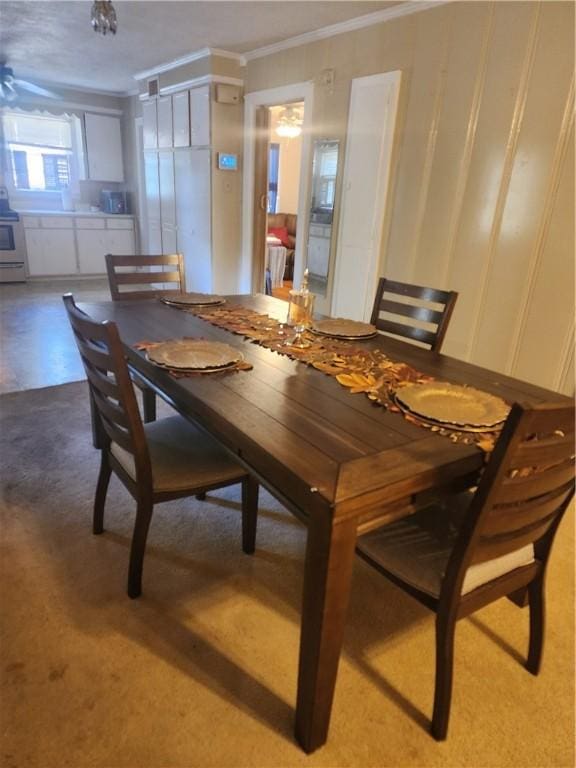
147, 78, 159, 98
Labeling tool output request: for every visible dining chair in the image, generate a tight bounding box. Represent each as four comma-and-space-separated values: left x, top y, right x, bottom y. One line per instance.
356, 400, 575, 740
63, 293, 259, 599
105, 253, 186, 423
105, 252, 186, 301
370, 278, 458, 352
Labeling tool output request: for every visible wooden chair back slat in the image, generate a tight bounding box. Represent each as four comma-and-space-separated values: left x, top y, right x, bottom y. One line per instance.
372, 319, 438, 348
483, 483, 574, 537
496, 459, 575, 504
92, 387, 131, 431
63, 294, 151, 482
509, 433, 575, 468
445, 402, 575, 588
84, 365, 121, 400
112, 270, 183, 286
105, 253, 185, 301
370, 277, 458, 352
378, 298, 446, 326
472, 516, 559, 564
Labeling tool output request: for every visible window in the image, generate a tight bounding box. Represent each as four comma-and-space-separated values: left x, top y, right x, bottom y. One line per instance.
268, 143, 280, 213
2, 111, 76, 193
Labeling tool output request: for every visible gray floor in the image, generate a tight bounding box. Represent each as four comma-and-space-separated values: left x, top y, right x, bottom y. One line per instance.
0, 278, 110, 394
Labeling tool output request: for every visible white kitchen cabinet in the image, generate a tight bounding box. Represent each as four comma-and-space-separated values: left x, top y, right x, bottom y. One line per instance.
142, 99, 158, 149
157, 96, 173, 148
174, 148, 211, 291
172, 91, 190, 147
77, 226, 135, 274
25, 228, 77, 275
84, 113, 124, 182
161, 226, 177, 254
158, 151, 176, 227
190, 85, 210, 146
148, 222, 162, 253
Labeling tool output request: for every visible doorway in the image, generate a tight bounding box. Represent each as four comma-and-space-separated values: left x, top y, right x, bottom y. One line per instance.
265, 102, 304, 301
241, 82, 314, 297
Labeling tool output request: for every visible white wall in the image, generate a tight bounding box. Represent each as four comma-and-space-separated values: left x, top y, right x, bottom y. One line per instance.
269, 105, 302, 214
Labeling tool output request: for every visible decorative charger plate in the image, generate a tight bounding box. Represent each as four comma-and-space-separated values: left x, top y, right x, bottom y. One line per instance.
147, 340, 243, 370
311, 318, 377, 339
395, 381, 510, 429
161, 293, 225, 307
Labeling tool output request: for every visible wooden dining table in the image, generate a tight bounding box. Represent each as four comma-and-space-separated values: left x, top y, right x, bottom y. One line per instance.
80, 293, 565, 753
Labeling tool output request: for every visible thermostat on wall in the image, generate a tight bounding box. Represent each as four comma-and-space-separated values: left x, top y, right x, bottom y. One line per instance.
217, 153, 238, 171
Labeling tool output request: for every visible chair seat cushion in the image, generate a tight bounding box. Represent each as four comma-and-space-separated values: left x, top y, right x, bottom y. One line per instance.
111, 416, 246, 493
357, 493, 534, 597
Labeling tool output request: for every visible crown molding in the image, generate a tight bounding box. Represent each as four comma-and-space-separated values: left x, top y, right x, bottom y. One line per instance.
245, 1, 452, 61
138, 74, 244, 100
133, 47, 245, 82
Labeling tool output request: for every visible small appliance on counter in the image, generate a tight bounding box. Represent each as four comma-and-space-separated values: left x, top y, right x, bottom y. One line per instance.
0, 186, 26, 283
100, 190, 127, 214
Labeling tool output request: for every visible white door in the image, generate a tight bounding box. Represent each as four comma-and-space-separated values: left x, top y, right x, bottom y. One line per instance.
142, 100, 158, 149
144, 151, 161, 252
157, 96, 173, 148
190, 86, 210, 147
174, 148, 211, 291
172, 92, 190, 147
332, 71, 401, 321
158, 151, 176, 228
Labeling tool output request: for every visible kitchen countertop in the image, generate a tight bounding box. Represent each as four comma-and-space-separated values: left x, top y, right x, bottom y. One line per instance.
18, 209, 134, 218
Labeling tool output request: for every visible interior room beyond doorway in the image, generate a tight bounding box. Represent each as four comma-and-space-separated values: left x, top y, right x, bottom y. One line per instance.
266, 102, 304, 302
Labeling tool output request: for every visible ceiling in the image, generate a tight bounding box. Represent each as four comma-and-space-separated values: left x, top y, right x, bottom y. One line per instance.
0, 1, 403, 95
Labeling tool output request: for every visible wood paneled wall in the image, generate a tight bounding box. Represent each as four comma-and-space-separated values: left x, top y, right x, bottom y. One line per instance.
245, 1, 575, 394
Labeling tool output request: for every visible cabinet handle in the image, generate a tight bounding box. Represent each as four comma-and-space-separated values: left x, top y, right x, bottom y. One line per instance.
259, 194, 268, 212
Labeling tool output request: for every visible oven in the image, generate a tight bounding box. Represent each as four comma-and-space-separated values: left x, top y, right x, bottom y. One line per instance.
0, 215, 27, 283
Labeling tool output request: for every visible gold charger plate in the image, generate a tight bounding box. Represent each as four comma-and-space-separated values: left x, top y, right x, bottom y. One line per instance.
147, 339, 243, 370
161, 293, 225, 307
395, 382, 510, 428
311, 318, 377, 339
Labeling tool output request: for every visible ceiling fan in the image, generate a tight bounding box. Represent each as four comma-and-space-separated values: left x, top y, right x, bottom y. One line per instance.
0, 64, 58, 103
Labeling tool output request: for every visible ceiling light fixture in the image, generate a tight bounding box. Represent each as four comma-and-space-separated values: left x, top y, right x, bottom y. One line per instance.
91, 0, 118, 36
276, 106, 302, 138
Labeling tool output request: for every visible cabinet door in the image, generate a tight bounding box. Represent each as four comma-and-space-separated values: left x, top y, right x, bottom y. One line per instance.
172, 91, 190, 147
26, 229, 77, 275
174, 149, 212, 291
142, 100, 158, 149
77, 230, 107, 274
104, 229, 135, 256
24, 229, 46, 275
157, 96, 173, 148
161, 226, 177, 254
158, 150, 176, 227
190, 85, 210, 146
85, 114, 124, 182
148, 221, 162, 253
144, 152, 161, 222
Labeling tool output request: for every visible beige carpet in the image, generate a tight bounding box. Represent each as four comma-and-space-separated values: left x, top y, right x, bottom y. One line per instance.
0, 382, 574, 768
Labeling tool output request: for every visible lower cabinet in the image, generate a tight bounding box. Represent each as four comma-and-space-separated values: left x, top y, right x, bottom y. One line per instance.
25, 228, 77, 276
77, 228, 135, 274
23, 215, 135, 276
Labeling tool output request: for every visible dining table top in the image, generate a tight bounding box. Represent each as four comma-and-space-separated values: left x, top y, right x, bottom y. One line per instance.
79, 292, 570, 752
81, 293, 565, 524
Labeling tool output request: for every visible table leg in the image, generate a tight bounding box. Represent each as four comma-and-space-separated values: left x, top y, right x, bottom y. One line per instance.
295, 510, 358, 753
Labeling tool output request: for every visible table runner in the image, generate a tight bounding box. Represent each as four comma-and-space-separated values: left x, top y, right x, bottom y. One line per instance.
164, 302, 502, 452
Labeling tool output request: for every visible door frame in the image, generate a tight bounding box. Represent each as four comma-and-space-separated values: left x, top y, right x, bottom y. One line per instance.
241, 81, 314, 293
332, 70, 401, 320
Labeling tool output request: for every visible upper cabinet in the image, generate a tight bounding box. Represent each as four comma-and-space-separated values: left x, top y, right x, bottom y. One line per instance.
142, 85, 211, 150
142, 99, 158, 149
172, 91, 190, 147
190, 85, 210, 146
84, 113, 124, 182
157, 96, 173, 148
